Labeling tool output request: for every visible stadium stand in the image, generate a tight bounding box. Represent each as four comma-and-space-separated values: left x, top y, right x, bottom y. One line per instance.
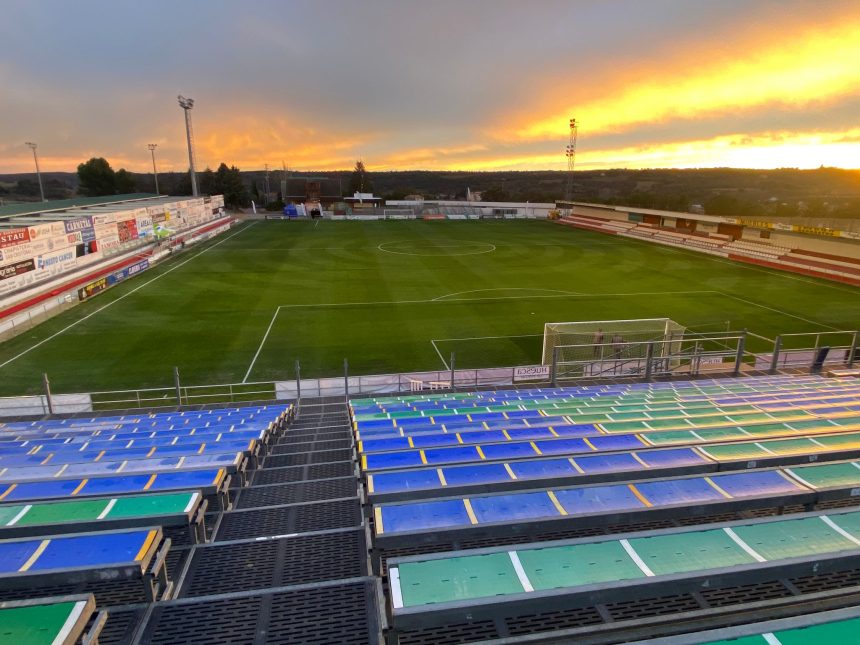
344, 373, 860, 643
10, 372, 860, 642
557, 214, 860, 286
0, 401, 381, 643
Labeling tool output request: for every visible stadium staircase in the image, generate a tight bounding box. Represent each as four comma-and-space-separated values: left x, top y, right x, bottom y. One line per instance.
0, 399, 383, 644
557, 213, 860, 287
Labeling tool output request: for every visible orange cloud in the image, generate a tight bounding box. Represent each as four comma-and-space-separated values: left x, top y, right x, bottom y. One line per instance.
504, 19, 860, 142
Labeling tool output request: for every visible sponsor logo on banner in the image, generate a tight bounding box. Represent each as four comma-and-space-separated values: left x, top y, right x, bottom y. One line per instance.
78, 277, 109, 300
791, 224, 840, 237
98, 235, 121, 252
64, 217, 94, 234
36, 249, 76, 271
92, 213, 117, 227
107, 259, 149, 285
774, 223, 793, 231
737, 219, 774, 229
514, 365, 551, 381
117, 219, 138, 243
0, 258, 36, 280
0, 228, 30, 248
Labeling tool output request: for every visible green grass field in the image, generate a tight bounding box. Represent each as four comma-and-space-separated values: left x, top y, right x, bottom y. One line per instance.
1, 218, 858, 396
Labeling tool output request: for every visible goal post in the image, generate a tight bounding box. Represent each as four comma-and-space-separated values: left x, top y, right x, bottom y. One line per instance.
543, 318, 686, 378
383, 208, 417, 220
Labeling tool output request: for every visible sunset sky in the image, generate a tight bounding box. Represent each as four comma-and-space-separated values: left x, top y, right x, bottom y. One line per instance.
2, 0, 859, 174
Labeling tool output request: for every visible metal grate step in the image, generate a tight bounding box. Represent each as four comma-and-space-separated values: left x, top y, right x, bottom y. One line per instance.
235, 477, 357, 509
249, 461, 355, 486
271, 438, 353, 454
217, 498, 362, 541
138, 579, 381, 644
180, 528, 367, 597
264, 448, 352, 468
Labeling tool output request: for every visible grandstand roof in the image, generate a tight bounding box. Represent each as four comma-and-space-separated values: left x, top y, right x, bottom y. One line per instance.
0, 193, 161, 220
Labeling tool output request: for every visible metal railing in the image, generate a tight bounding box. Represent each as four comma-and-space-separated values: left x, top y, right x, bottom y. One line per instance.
2, 328, 858, 418
550, 333, 749, 384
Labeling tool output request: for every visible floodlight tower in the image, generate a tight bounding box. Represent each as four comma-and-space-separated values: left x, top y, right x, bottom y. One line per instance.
147, 143, 160, 195
564, 118, 578, 204
25, 142, 46, 202
177, 95, 199, 196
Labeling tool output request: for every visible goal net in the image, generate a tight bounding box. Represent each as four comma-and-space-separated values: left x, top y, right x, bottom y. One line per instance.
383, 208, 416, 220
543, 318, 686, 378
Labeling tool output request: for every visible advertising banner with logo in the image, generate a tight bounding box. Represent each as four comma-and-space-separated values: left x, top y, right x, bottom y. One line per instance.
791, 224, 840, 237
117, 219, 138, 243
0, 228, 30, 248
34, 248, 77, 279
0, 258, 36, 281
135, 215, 154, 238
107, 259, 149, 285
78, 276, 108, 300
513, 365, 551, 381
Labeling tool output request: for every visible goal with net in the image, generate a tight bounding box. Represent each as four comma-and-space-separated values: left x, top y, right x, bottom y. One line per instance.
383, 208, 416, 220
542, 318, 686, 378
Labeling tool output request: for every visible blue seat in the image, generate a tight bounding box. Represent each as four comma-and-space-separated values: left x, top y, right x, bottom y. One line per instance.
533, 438, 590, 455
634, 478, 724, 506
370, 469, 441, 495
442, 463, 512, 487
709, 470, 803, 497
470, 492, 560, 523
480, 442, 539, 460
553, 484, 645, 514
380, 499, 471, 533
507, 458, 578, 480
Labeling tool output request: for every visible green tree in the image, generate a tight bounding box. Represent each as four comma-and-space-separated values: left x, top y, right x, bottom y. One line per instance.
348, 160, 373, 194
214, 163, 250, 208
77, 157, 116, 196
114, 168, 137, 194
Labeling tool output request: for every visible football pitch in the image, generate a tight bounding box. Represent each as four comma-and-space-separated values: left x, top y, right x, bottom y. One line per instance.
1, 218, 858, 396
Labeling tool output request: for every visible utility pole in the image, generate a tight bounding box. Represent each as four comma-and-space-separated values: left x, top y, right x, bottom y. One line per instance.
564, 118, 578, 204
264, 163, 271, 204
25, 142, 46, 202
177, 96, 199, 196
147, 143, 160, 195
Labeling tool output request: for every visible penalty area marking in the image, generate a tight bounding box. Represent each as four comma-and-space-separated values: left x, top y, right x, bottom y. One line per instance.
0, 222, 258, 372
432, 287, 584, 301
377, 241, 496, 257
243, 306, 282, 383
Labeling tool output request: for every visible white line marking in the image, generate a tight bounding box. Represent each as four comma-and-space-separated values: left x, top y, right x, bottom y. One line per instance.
719, 292, 841, 331
0, 222, 257, 371
433, 333, 543, 344
723, 527, 766, 562
620, 539, 655, 576
508, 551, 535, 592
782, 469, 816, 490
97, 498, 117, 519
378, 241, 496, 256
389, 567, 404, 609
273, 290, 717, 310
243, 306, 282, 383
52, 600, 88, 645
7, 505, 31, 526
820, 515, 860, 547
430, 340, 450, 370
762, 633, 783, 645
184, 492, 200, 513
433, 288, 584, 301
